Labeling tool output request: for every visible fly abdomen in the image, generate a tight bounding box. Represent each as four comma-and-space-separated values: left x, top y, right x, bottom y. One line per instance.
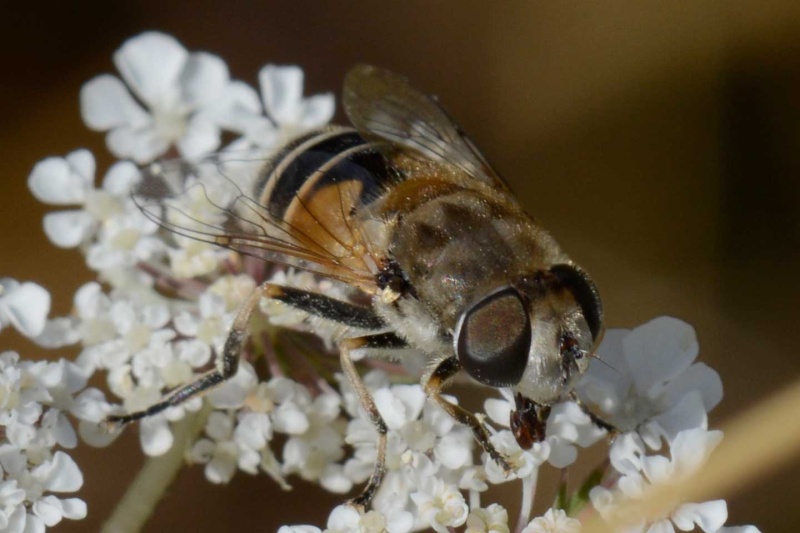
245, 127, 402, 287
254, 127, 398, 217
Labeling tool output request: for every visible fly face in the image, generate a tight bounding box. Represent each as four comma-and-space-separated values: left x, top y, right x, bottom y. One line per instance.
453, 264, 603, 449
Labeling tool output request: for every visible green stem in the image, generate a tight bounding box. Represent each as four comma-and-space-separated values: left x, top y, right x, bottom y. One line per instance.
100, 403, 212, 533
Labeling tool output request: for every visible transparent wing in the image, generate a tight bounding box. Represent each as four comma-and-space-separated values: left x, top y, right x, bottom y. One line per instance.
343, 64, 511, 192
134, 150, 378, 289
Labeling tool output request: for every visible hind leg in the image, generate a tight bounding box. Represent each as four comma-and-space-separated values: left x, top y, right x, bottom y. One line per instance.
106, 283, 389, 426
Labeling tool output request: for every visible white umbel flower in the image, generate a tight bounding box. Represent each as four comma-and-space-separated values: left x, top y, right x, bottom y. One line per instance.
81, 32, 237, 163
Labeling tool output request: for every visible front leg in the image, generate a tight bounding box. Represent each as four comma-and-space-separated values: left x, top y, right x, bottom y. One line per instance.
423, 356, 513, 474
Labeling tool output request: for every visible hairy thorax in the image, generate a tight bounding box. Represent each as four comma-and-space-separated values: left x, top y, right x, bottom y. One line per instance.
378, 177, 569, 342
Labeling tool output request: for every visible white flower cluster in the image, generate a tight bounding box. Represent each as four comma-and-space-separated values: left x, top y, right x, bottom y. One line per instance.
9, 30, 762, 532
0, 280, 88, 531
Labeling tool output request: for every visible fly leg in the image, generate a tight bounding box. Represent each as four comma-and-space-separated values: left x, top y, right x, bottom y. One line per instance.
269, 287, 409, 508
424, 356, 513, 474
105, 283, 388, 427
338, 332, 408, 509
104, 283, 267, 427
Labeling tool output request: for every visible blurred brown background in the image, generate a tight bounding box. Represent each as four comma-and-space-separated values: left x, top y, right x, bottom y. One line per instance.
2, 1, 799, 531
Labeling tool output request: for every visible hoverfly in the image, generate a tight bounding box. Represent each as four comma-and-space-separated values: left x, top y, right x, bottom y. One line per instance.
107, 65, 608, 507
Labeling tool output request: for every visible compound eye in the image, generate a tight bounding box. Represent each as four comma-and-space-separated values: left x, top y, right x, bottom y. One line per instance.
455, 287, 531, 387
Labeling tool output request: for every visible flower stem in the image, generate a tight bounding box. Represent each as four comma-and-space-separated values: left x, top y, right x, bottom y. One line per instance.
100, 404, 212, 533
516, 467, 539, 533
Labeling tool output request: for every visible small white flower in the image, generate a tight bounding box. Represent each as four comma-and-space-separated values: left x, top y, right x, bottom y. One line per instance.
592, 428, 728, 533
188, 411, 242, 483
577, 316, 723, 447
85, 210, 163, 271
0, 451, 88, 532
484, 429, 549, 483
207, 274, 256, 312
72, 283, 174, 378
521, 508, 581, 533
81, 32, 242, 163
260, 65, 335, 132
321, 505, 405, 533
466, 503, 510, 533
228, 65, 335, 149
174, 291, 233, 353
282, 393, 346, 485
28, 149, 141, 248
0, 279, 50, 338
410, 477, 469, 533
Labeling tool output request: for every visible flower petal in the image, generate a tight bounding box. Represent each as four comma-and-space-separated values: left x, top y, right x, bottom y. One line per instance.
176, 116, 220, 160
260, 64, 303, 124
207, 363, 257, 409
277, 526, 322, 533
34, 317, 81, 348
43, 210, 94, 248
65, 149, 95, 181
320, 464, 353, 494
140, 417, 174, 456
435, 433, 472, 469
179, 52, 229, 108
102, 161, 140, 196
299, 93, 335, 128
671, 500, 727, 533
106, 124, 168, 164
662, 362, 723, 415
484, 397, 512, 426
207, 81, 264, 133
31, 451, 83, 492
59, 498, 87, 520
113, 32, 187, 107
670, 428, 722, 476
650, 391, 708, 443
27, 152, 93, 205
22, 512, 45, 533
624, 317, 698, 397
609, 432, 646, 475
81, 75, 149, 130
1, 281, 50, 337
32, 496, 63, 527
547, 440, 578, 468
327, 505, 361, 530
